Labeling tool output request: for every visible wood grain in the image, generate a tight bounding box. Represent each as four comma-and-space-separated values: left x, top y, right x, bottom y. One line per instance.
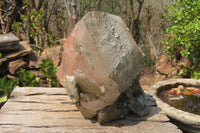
0, 87, 182, 133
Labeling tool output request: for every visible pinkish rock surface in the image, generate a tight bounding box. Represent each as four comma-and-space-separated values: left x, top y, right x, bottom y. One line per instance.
57, 11, 149, 123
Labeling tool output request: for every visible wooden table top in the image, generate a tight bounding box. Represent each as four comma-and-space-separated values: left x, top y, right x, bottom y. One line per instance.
0, 87, 182, 133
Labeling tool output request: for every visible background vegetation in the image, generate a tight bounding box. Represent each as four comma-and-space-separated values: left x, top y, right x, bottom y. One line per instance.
0, 0, 167, 53
163, 0, 200, 79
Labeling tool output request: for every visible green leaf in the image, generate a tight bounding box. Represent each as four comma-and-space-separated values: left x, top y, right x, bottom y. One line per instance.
4, 80, 13, 93
0, 93, 7, 103
11, 22, 22, 31
23, 0, 30, 8
17, 68, 40, 87
163, 0, 200, 74
0, 76, 7, 88
21, 15, 27, 22
39, 58, 58, 87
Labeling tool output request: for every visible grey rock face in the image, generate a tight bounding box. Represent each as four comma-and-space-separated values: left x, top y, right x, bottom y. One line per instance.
0, 33, 19, 52
57, 11, 150, 123
83, 12, 145, 92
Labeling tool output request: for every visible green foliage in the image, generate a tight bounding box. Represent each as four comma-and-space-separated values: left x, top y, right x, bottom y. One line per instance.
0, 76, 18, 104
145, 57, 155, 67
11, 22, 22, 31
0, 93, 7, 103
23, 0, 30, 8
0, 76, 18, 95
17, 68, 40, 87
163, 0, 200, 78
11, 0, 60, 54
176, 66, 200, 80
192, 70, 200, 79
39, 58, 59, 87
60, 13, 66, 24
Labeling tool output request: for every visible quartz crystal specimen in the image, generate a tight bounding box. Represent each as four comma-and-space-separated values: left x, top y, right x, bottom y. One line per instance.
57, 11, 150, 123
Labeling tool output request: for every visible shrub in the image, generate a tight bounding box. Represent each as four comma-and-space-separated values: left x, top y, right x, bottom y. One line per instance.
0, 76, 18, 95
0, 76, 18, 103
163, 0, 200, 77
11, 0, 60, 54
17, 68, 40, 87
39, 58, 59, 87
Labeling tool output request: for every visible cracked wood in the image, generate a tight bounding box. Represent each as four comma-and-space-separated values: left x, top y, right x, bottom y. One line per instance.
0, 87, 182, 133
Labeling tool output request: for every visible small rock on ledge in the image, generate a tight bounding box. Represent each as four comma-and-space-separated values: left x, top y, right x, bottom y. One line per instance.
0, 33, 19, 52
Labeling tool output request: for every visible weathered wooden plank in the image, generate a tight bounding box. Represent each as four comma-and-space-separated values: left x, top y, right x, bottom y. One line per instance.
8, 95, 72, 104
0, 87, 182, 133
11, 87, 67, 96
0, 110, 169, 128
1, 102, 76, 111
0, 121, 181, 133
1, 109, 79, 117
0, 107, 168, 126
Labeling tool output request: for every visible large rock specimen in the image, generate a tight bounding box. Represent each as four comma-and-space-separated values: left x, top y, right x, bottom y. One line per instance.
57, 11, 150, 123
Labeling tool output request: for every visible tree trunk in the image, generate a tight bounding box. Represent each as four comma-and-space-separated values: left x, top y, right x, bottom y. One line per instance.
97, 0, 102, 11
123, 0, 128, 26
129, 0, 144, 44
136, 0, 144, 20
129, 0, 135, 36
64, 0, 78, 36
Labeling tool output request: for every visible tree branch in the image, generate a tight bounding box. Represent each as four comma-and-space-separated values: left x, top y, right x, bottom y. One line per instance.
37, 0, 45, 10
136, 0, 144, 20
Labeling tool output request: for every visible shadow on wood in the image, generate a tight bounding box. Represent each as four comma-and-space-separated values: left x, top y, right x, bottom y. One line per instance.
0, 87, 182, 133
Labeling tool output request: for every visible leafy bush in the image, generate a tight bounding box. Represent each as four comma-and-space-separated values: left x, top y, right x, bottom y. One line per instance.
16, 58, 59, 87
17, 68, 40, 87
163, 0, 200, 77
39, 58, 59, 87
0, 76, 18, 95
0, 76, 18, 103
11, 0, 60, 54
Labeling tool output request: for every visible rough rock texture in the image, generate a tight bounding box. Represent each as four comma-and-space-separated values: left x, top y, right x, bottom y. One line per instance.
0, 33, 19, 52
0, 41, 32, 64
139, 53, 179, 91
8, 58, 28, 74
41, 45, 62, 67
27, 45, 62, 69
57, 11, 150, 123
155, 53, 176, 76
0, 40, 32, 76
26, 51, 43, 69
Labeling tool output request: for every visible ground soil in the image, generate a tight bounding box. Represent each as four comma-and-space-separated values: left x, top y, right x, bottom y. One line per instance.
139, 66, 157, 91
